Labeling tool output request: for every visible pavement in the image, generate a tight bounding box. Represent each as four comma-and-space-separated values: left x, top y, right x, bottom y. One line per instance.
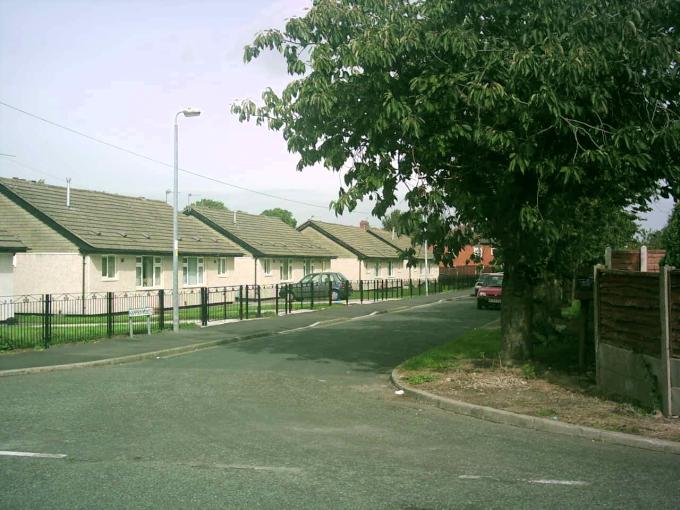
1, 292, 679, 509
0, 290, 467, 373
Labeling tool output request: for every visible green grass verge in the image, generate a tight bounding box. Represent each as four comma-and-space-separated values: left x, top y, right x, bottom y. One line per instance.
401, 327, 501, 371
405, 374, 439, 385
561, 300, 581, 319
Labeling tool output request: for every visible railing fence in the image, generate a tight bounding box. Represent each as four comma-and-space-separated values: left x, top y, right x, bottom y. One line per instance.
1, 274, 476, 350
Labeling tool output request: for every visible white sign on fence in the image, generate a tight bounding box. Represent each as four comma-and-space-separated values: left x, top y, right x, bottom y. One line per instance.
128, 307, 153, 318
128, 307, 152, 337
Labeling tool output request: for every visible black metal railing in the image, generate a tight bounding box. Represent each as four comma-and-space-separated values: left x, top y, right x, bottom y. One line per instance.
0, 276, 475, 350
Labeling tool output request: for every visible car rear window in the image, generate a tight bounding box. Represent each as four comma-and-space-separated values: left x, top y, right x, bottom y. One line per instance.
486, 276, 503, 287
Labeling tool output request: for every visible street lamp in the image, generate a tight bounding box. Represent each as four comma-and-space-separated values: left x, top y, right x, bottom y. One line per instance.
173, 108, 201, 333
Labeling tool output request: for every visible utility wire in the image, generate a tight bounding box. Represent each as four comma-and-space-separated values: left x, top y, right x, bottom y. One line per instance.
3, 158, 62, 181
0, 100, 374, 215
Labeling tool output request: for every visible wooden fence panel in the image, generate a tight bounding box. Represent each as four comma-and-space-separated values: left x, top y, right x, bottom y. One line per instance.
669, 271, 680, 358
598, 271, 660, 356
648, 250, 666, 273
611, 251, 641, 272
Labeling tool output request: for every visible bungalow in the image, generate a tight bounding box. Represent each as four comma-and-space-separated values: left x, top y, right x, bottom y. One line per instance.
365, 226, 438, 280
187, 206, 336, 285
297, 219, 433, 281
0, 177, 246, 298
0, 228, 26, 321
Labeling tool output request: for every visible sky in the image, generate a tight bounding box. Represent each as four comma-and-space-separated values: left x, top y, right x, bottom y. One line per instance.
0, 0, 674, 231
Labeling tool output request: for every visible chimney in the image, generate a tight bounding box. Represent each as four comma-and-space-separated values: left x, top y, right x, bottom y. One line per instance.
233, 211, 237, 224
66, 178, 71, 207
391, 227, 395, 240
359, 220, 370, 230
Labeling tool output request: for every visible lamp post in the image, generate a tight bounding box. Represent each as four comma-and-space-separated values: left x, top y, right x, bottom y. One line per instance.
173, 108, 201, 333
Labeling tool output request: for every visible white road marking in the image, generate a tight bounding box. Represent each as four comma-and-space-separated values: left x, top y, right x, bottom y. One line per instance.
0, 450, 67, 459
349, 311, 381, 321
279, 321, 321, 334
528, 479, 589, 486
458, 475, 589, 486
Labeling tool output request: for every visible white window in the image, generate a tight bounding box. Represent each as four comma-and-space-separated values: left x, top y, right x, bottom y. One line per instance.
136, 256, 162, 288
304, 259, 315, 276
321, 260, 327, 272
473, 245, 483, 258
101, 255, 117, 279
263, 258, 272, 276
183, 256, 204, 286
387, 261, 394, 277
217, 257, 228, 276
374, 261, 381, 277
280, 258, 292, 281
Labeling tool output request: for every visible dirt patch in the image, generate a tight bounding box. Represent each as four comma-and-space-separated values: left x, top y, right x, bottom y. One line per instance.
398, 361, 680, 443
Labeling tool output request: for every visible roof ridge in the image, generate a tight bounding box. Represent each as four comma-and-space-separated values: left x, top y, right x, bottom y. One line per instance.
0, 176, 168, 206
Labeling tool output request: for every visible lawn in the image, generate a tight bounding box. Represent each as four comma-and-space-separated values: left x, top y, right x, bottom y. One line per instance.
401, 327, 501, 371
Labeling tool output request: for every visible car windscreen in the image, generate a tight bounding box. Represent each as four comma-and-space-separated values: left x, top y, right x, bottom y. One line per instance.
486, 276, 503, 287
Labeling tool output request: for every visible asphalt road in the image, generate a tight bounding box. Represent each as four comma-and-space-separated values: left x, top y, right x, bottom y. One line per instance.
1, 298, 679, 509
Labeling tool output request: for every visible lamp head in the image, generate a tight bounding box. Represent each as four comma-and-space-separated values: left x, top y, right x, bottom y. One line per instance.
181, 108, 201, 117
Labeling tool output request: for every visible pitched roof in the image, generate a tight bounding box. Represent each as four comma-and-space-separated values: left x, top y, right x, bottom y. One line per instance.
188, 206, 335, 259
0, 178, 245, 256
366, 227, 431, 261
298, 220, 402, 259
0, 227, 26, 253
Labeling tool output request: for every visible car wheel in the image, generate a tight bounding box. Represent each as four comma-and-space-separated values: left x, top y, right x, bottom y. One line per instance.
331, 290, 339, 301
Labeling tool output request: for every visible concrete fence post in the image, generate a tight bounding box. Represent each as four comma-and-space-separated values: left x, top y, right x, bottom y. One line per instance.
593, 265, 602, 386
659, 265, 673, 417
640, 245, 648, 272
604, 246, 612, 270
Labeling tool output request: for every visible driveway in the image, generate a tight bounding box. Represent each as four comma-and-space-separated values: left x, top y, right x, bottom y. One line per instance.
1, 298, 678, 509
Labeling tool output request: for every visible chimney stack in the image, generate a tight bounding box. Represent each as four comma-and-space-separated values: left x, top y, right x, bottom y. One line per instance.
359, 220, 370, 230
66, 178, 71, 208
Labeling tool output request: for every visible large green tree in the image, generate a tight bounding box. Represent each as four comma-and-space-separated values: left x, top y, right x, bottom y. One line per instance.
233, 0, 679, 361
192, 198, 228, 210
381, 209, 416, 236
662, 203, 680, 266
261, 207, 298, 228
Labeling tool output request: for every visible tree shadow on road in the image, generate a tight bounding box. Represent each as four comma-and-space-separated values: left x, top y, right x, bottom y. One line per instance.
230, 305, 497, 375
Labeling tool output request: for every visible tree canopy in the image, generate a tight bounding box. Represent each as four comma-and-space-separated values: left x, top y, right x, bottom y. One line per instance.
261, 207, 298, 228
192, 198, 228, 210
381, 209, 416, 236
662, 203, 680, 266
233, 0, 679, 360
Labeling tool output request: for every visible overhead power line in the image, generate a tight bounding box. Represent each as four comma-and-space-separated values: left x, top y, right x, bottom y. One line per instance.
0, 100, 374, 215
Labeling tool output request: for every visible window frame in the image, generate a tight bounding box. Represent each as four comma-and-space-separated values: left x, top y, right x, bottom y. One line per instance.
136, 255, 162, 288
217, 257, 228, 277
263, 258, 272, 276
182, 256, 204, 287
101, 254, 117, 280
280, 258, 292, 281
387, 260, 394, 277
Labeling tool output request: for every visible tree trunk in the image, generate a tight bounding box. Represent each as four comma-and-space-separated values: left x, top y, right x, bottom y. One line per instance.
500, 269, 534, 362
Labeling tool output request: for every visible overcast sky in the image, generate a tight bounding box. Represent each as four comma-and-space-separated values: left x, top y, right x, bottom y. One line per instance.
0, 0, 673, 231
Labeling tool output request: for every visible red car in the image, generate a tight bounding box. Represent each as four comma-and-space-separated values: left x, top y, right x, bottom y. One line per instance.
477, 273, 503, 309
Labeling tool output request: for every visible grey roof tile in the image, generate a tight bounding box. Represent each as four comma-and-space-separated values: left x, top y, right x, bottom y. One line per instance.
0, 178, 245, 256
0, 227, 26, 252
299, 220, 402, 259
189, 207, 335, 259
366, 227, 431, 260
